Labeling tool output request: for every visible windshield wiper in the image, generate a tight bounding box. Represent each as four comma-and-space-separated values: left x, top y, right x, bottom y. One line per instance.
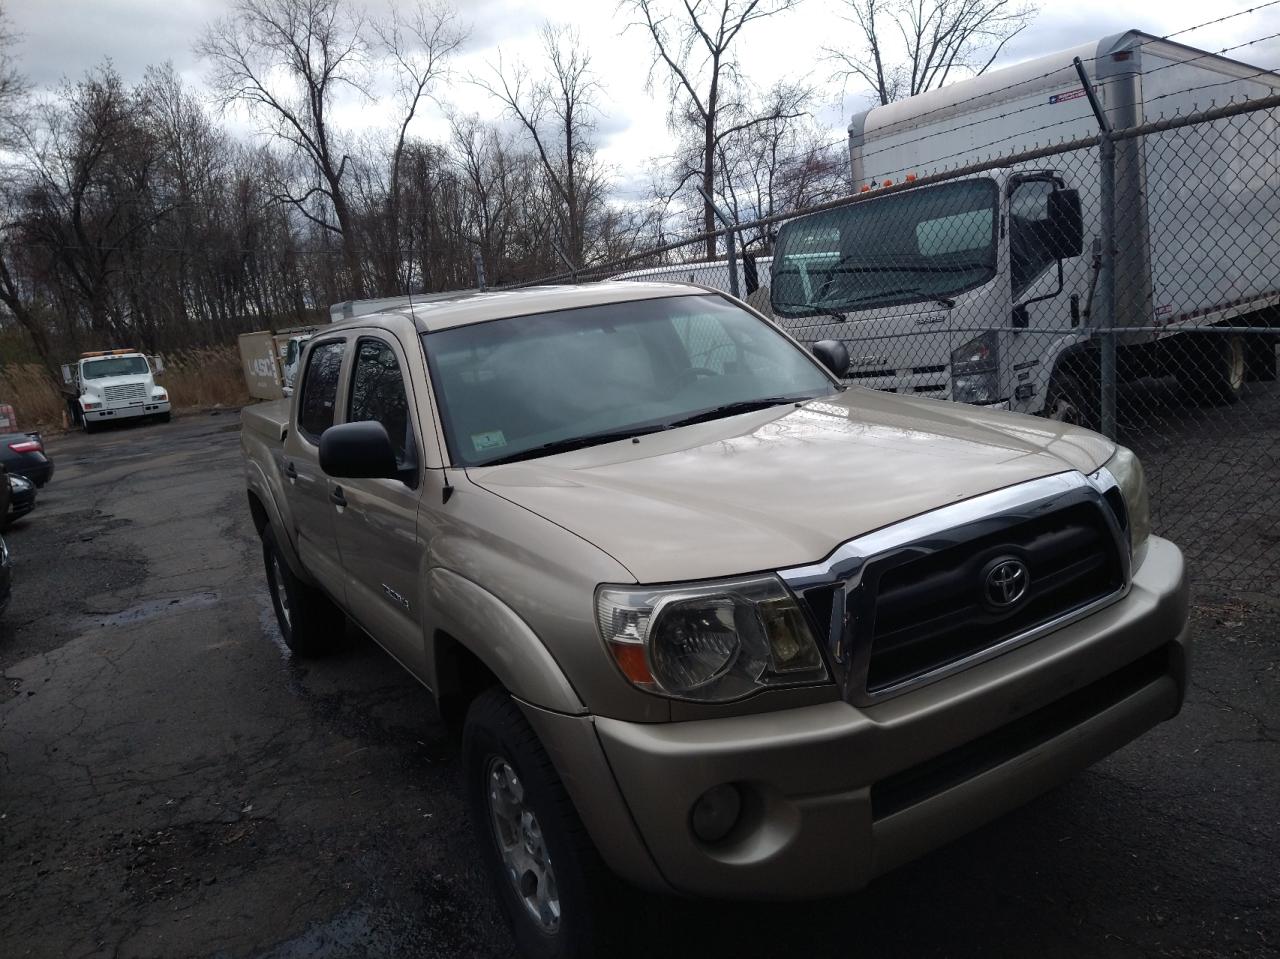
774, 301, 847, 322
481, 426, 669, 466
839, 287, 957, 309
664, 396, 802, 430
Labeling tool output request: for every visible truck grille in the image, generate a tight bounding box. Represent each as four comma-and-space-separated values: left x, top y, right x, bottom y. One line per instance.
103, 383, 147, 402
860, 501, 1123, 693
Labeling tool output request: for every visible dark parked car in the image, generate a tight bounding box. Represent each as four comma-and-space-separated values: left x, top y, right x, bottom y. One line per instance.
3, 473, 36, 529
0, 534, 10, 616
0, 431, 53, 487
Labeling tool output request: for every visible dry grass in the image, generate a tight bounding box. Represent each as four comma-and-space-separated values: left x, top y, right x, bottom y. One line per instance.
0, 363, 65, 430
162, 347, 251, 411
0, 346, 251, 433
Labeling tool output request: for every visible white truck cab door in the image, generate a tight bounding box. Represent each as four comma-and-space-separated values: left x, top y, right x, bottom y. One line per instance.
330, 333, 429, 678
282, 336, 351, 605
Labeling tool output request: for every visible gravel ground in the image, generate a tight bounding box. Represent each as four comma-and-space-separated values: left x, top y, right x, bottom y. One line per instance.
0, 411, 1276, 959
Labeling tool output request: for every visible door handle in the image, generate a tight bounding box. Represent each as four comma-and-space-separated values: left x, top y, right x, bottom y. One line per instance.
285, 462, 298, 480
329, 486, 347, 508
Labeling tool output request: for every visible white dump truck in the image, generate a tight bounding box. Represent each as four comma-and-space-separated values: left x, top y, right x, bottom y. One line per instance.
62, 349, 169, 433
770, 30, 1280, 422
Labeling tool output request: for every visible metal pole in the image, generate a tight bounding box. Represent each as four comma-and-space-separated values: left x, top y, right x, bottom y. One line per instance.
696, 185, 740, 299
1074, 56, 1117, 439
1098, 134, 1118, 439
473, 252, 487, 292
551, 239, 578, 282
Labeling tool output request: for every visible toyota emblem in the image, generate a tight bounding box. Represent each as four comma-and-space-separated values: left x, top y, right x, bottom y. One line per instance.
983, 557, 1030, 609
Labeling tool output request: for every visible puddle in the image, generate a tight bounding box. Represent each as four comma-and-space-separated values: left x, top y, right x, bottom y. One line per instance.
89, 591, 221, 628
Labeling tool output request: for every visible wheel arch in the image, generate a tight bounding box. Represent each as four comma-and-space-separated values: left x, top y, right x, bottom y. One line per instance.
426, 568, 585, 722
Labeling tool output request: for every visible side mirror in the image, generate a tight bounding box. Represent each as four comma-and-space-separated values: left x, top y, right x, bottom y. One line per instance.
61, 365, 73, 386
811, 339, 850, 378
319, 421, 399, 480
1047, 189, 1084, 259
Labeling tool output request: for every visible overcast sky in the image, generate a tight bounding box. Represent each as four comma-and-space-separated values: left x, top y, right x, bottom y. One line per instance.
7, 0, 1279, 203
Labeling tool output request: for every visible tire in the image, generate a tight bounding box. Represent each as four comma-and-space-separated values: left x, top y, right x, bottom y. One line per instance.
463, 688, 629, 959
1245, 334, 1278, 383
82, 417, 97, 435
156, 411, 171, 424
261, 525, 345, 656
1044, 367, 1100, 431
1185, 332, 1245, 405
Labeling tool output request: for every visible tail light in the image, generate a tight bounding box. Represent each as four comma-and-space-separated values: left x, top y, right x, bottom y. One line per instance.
8, 440, 41, 454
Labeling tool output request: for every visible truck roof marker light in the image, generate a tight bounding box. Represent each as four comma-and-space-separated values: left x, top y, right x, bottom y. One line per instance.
906, 173, 917, 182
883, 179, 893, 187
860, 185, 871, 193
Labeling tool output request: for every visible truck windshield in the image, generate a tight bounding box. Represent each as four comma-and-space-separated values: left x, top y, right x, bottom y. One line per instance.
771, 179, 999, 316
423, 294, 836, 467
81, 356, 150, 379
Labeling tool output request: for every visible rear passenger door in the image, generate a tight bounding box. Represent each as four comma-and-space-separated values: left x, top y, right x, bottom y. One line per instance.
282, 337, 350, 604
332, 334, 429, 676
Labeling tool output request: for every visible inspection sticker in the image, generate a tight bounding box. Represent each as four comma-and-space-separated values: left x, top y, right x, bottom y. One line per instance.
471, 430, 507, 452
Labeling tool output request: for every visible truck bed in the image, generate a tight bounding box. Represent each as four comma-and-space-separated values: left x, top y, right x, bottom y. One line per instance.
241, 399, 291, 445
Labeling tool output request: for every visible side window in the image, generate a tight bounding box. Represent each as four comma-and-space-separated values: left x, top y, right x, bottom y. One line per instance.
297, 340, 346, 442
348, 338, 413, 467
1010, 180, 1058, 297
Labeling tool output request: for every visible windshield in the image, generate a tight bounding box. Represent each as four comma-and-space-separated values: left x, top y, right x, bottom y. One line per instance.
81, 356, 150, 379
423, 294, 836, 467
771, 179, 998, 316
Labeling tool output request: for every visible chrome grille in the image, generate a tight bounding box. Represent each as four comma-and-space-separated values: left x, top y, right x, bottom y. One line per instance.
103, 383, 147, 402
779, 471, 1130, 705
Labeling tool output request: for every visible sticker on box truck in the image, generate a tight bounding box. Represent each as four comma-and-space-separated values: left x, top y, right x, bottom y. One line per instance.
1049, 89, 1086, 105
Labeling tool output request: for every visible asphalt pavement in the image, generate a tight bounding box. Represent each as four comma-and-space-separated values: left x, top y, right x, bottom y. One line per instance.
0, 412, 1276, 958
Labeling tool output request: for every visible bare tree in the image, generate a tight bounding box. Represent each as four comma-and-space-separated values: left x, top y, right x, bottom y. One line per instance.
376, 0, 464, 292
474, 24, 605, 268
826, 0, 1035, 105
197, 0, 372, 296
623, 0, 804, 257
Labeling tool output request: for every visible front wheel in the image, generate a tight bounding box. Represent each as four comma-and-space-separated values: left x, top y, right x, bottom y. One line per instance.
463, 688, 628, 959
82, 417, 97, 435
1045, 368, 1099, 431
156, 410, 171, 424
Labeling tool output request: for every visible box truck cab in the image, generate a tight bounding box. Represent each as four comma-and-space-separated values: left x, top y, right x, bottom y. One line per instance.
771, 30, 1280, 422
68, 349, 170, 433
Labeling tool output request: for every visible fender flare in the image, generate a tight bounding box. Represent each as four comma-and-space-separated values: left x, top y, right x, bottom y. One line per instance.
245, 459, 314, 586
426, 568, 584, 715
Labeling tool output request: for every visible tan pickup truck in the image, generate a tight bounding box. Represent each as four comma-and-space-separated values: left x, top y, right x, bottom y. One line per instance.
241, 282, 1189, 957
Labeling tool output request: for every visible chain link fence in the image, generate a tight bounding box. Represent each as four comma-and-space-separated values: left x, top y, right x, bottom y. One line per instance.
515, 84, 1280, 591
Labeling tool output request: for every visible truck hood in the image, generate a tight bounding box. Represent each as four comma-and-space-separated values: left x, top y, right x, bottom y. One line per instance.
468, 389, 1116, 583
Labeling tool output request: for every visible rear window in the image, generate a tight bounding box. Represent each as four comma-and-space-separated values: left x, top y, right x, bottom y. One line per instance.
297, 340, 346, 441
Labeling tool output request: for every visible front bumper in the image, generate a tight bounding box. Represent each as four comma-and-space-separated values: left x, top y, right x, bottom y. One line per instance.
539, 535, 1189, 900
84, 399, 169, 423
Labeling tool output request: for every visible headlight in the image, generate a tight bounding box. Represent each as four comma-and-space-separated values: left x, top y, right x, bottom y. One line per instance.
1105, 445, 1150, 551
595, 574, 829, 702
951, 331, 1000, 404
152, 389, 168, 401
8, 475, 32, 493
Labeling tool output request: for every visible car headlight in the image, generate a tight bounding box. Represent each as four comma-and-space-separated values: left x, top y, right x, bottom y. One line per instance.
595, 574, 829, 702
152, 389, 168, 401
8, 475, 32, 493
951, 331, 1000, 404
1104, 445, 1150, 552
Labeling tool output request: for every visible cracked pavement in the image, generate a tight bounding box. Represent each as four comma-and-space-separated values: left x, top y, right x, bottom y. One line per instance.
0, 413, 1276, 958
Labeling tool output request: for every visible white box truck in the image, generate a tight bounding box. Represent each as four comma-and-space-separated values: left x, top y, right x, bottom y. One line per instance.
770, 30, 1280, 421
62, 349, 170, 433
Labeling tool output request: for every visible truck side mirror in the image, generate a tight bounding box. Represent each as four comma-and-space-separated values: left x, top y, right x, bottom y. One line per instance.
319, 421, 399, 480
811, 339, 850, 378
61, 365, 72, 386
1048, 189, 1084, 259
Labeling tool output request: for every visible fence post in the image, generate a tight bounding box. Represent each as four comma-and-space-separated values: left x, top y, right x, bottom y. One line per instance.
1074, 56, 1118, 438
473, 252, 487, 292
696, 185, 741, 299
551, 239, 578, 283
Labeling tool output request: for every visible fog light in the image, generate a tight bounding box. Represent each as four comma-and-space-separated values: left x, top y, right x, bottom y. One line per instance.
690, 783, 742, 843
